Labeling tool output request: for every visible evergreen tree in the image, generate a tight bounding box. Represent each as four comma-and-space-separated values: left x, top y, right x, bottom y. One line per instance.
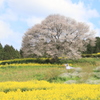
94, 37, 100, 53
0, 43, 4, 60
20, 49, 23, 58
84, 37, 100, 54
3, 44, 21, 60
3, 44, 12, 60
84, 44, 95, 54
15, 49, 21, 58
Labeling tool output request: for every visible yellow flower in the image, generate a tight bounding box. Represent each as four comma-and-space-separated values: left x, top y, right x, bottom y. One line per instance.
0, 81, 100, 100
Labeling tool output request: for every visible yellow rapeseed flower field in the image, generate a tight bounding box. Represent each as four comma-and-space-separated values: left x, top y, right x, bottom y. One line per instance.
0, 80, 100, 100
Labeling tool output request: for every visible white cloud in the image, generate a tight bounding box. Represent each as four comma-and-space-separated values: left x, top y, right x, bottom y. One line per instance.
0, 20, 22, 50
0, 20, 13, 39
95, 29, 100, 36
0, 9, 18, 21
7, 0, 99, 24
24, 16, 43, 27
87, 9, 99, 18
0, 0, 5, 8
5, 32, 23, 50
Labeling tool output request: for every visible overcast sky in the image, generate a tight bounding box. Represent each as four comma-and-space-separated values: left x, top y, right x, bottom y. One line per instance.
0, 0, 100, 50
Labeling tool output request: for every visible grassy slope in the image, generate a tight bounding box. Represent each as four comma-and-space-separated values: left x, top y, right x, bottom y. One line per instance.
0, 58, 100, 82
0, 66, 64, 82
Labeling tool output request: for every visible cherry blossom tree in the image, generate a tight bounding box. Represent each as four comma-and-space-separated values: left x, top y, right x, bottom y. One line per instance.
21, 14, 96, 59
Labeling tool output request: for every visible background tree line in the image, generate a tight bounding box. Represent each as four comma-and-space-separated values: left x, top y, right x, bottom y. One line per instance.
0, 36, 100, 60
84, 37, 100, 54
0, 43, 21, 60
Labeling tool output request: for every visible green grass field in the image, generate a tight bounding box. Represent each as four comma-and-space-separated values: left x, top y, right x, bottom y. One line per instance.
0, 58, 100, 83
0, 64, 64, 82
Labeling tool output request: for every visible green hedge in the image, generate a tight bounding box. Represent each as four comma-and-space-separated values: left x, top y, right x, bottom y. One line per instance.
82, 53, 100, 58
0, 58, 51, 65
0, 54, 100, 65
